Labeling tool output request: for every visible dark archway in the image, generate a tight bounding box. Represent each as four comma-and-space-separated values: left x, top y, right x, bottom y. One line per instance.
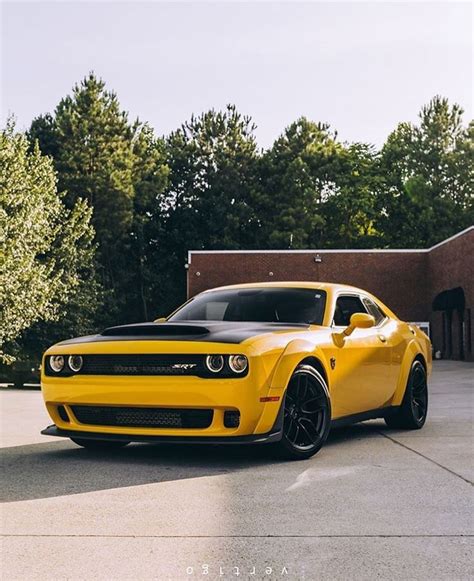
433, 287, 466, 360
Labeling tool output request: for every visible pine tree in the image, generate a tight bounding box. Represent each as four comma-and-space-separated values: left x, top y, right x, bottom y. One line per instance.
378, 96, 474, 247
29, 73, 169, 322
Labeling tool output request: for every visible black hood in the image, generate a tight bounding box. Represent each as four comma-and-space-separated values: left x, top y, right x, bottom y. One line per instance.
59, 321, 310, 346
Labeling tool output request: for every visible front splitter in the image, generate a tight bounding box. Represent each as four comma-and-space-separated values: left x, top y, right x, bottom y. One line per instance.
41, 424, 283, 445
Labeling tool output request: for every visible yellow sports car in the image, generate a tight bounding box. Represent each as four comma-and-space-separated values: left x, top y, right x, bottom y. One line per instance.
41, 282, 431, 459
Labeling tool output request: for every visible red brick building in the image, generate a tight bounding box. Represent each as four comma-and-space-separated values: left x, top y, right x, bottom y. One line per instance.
187, 226, 474, 361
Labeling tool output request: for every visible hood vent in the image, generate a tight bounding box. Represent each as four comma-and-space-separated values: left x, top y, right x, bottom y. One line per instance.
101, 323, 210, 337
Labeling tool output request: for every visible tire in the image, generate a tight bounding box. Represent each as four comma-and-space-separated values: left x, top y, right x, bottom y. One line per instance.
274, 364, 331, 460
70, 438, 130, 450
385, 360, 428, 430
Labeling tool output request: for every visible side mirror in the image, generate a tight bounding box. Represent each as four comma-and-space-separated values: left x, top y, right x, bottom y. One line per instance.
350, 313, 375, 330
154, 317, 167, 323
332, 313, 375, 347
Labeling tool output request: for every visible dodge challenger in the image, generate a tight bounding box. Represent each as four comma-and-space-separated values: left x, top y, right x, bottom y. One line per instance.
41, 282, 431, 459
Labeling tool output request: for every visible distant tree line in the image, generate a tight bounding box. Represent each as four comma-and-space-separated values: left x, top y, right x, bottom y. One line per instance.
1, 72, 473, 366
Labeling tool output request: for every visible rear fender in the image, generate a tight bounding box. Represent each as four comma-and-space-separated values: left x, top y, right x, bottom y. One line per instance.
392, 339, 426, 406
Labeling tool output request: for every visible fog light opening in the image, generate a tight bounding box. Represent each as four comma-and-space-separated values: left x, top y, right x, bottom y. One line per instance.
57, 405, 70, 422
224, 410, 240, 428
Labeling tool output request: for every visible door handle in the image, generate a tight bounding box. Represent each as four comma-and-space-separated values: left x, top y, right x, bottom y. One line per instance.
378, 335, 387, 343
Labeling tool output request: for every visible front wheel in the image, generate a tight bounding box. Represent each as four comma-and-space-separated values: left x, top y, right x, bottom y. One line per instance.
274, 364, 331, 460
70, 438, 130, 450
385, 360, 428, 429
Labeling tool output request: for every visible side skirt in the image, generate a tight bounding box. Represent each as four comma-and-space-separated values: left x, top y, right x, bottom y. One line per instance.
330, 406, 398, 429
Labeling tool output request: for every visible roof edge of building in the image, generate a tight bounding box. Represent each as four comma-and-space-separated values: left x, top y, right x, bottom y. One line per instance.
188, 225, 473, 264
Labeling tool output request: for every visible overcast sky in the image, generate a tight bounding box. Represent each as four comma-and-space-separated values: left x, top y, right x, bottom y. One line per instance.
1, 1, 472, 148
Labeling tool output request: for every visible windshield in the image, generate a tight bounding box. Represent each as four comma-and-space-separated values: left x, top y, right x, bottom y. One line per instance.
169, 288, 327, 325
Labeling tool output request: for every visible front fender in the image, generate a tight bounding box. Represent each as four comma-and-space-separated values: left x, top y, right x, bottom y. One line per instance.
254, 339, 328, 434
269, 339, 329, 391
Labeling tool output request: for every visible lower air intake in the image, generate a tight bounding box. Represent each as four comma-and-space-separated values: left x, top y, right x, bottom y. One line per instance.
224, 410, 240, 428
71, 406, 213, 429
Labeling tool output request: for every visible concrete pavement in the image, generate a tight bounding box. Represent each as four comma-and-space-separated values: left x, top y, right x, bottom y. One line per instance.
1, 361, 473, 580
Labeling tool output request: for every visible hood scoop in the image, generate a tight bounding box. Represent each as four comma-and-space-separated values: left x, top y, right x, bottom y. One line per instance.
101, 323, 210, 337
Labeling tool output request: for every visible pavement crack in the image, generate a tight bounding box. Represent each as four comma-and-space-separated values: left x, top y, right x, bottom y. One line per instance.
2, 534, 473, 539
378, 431, 473, 485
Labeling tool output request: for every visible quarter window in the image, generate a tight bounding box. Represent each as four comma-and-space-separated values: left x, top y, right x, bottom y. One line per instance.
362, 297, 386, 326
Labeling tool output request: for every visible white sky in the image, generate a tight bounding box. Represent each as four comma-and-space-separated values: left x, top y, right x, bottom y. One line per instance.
1, 1, 472, 148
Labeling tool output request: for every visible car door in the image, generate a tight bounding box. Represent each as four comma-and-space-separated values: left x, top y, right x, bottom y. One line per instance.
360, 295, 399, 406
328, 294, 397, 417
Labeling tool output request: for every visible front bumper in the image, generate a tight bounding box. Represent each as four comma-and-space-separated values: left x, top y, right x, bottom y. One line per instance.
41, 344, 285, 439
41, 422, 283, 445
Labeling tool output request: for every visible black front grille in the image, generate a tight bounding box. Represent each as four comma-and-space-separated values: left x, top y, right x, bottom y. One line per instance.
71, 406, 213, 429
81, 354, 205, 376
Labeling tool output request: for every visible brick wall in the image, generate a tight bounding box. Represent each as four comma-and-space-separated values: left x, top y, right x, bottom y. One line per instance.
188, 251, 429, 322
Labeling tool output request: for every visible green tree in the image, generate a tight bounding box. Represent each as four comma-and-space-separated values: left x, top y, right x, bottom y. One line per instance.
29, 73, 169, 322
147, 105, 259, 314
378, 96, 474, 247
29, 74, 135, 287
166, 105, 258, 248
319, 143, 383, 248
30, 74, 136, 241
128, 124, 169, 320
253, 118, 340, 248
254, 118, 381, 249
0, 120, 98, 362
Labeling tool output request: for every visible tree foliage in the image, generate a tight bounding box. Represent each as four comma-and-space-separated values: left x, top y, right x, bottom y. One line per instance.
320, 143, 383, 248
0, 120, 98, 362
253, 119, 384, 249
29, 73, 169, 323
378, 96, 473, 247
253, 119, 340, 248
30, 74, 136, 249
143, 105, 260, 315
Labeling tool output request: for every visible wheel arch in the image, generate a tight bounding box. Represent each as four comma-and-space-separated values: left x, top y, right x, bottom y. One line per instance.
413, 353, 427, 371
298, 356, 329, 388
269, 339, 330, 393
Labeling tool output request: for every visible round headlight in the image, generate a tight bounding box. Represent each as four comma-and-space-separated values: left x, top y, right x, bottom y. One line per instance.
68, 355, 83, 373
228, 355, 248, 374
206, 355, 224, 373
49, 355, 65, 373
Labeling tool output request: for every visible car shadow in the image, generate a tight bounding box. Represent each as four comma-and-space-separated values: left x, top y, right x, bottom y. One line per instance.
1, 421, 386, 503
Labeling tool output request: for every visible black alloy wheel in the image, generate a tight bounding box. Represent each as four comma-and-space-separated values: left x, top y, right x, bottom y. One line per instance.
385, 360, 428, 429
275, 364, 331, 460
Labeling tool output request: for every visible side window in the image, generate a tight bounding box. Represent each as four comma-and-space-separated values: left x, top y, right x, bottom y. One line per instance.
362, 297, 385, 326
333, 295, 367, 327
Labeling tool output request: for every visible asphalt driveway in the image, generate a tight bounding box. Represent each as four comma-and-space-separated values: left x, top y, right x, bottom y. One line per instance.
1, 361, 472, 580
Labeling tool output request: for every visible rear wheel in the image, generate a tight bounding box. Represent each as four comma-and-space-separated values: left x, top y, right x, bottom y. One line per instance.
385, 360, 428, 429
70, 438, 130, 450
274, 364, 331, 460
